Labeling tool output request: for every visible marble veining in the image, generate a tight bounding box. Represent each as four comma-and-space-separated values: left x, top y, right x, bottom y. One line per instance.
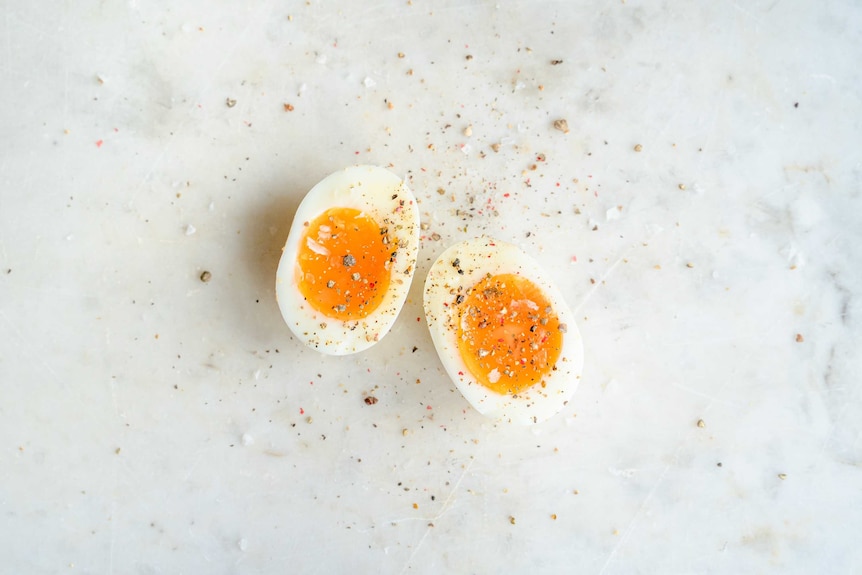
1, 1, 861, 573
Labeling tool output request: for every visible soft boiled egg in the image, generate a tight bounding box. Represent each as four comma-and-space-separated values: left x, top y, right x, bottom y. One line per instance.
423, 237, 583, 424
276, 165, 419, 355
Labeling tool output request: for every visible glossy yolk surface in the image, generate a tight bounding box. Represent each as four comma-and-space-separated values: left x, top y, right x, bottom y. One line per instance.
296, 207, 392, 320
456, 273, 562, 395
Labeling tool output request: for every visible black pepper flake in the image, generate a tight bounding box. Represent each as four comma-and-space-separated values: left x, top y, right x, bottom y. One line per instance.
199, 270, 212, 282
452, 258, 460, 267
551, 59, 564, 65
342, 254, 356, 267
455, 295, 465, 304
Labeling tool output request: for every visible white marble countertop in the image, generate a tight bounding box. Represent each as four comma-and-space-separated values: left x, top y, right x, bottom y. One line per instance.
2, 1, 861, 573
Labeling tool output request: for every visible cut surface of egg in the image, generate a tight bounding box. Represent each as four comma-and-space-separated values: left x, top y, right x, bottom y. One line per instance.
276, 165, 419, 355
423, 237, 583, 424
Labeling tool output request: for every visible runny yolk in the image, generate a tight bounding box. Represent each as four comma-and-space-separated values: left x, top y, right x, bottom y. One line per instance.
456, 273, 563, 395
296, 207, 393, 320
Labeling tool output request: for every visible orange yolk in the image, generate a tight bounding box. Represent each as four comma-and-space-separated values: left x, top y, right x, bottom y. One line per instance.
456, 273, 563, 395
296, 207, 393, 320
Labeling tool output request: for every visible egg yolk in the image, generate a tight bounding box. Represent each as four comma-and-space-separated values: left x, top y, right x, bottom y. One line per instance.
296, 207, 393, 320
456, 273, 563, 395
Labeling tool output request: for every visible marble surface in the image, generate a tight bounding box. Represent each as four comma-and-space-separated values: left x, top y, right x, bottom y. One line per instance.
2, 1, 861, 573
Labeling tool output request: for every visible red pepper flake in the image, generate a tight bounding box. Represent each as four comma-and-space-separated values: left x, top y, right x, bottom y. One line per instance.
458, 371, 464, 376
95, 140, 103, 148
571, 255, 577, 263
503, 193, 510, 198
299, 407, 305, 415
426, 405, 432, 410
355, 151, 360, 155
416, 317, 421, 322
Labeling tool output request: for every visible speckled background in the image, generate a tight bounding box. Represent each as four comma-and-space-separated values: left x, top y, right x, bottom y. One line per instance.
2, 1, 861, 573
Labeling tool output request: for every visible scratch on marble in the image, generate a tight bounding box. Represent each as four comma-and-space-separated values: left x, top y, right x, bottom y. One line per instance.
129, 1, 276, 209
0, 310, 61, 384
730, 1, 765, 28
695, 90, 725, 177
670, 380, 740, 407
598, 447, 679, 575
4, 7, 10, 70
573, 228, 664, 315
398, 458, 475, 574
572, 255, 626, 315
108, 482, 117, 574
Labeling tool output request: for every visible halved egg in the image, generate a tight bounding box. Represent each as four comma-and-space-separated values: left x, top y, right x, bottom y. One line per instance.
276, 165, 419, 355
423, 237, 583, 424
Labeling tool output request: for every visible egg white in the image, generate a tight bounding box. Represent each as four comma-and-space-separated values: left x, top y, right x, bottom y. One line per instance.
423, 237, 583, 424
276, 165, 419, 355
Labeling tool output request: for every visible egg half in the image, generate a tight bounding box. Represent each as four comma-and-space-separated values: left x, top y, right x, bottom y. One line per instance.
423, 237, 583, 424
276, 165, 419, 355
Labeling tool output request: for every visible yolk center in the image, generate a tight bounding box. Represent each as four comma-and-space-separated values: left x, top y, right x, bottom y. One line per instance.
456, 273, 563, 395
296, 207, 393, 320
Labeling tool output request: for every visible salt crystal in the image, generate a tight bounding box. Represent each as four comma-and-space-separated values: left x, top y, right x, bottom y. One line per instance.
185, 224, 196, 236
238, 538, 248, 551
315, 53, 327, 64
488, 369, 501, 383
363, 76, 376, 88
306, 237, 329, 255
241, 433, 254, 446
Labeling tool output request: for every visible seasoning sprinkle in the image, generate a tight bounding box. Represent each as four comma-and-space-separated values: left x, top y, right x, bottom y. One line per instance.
199, 270, 212, 282
553, 119, 570, 133
343, 254, 356, 267
364, 396, 378, 405
634, 144, 643, 152
226, 98, 237, 108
